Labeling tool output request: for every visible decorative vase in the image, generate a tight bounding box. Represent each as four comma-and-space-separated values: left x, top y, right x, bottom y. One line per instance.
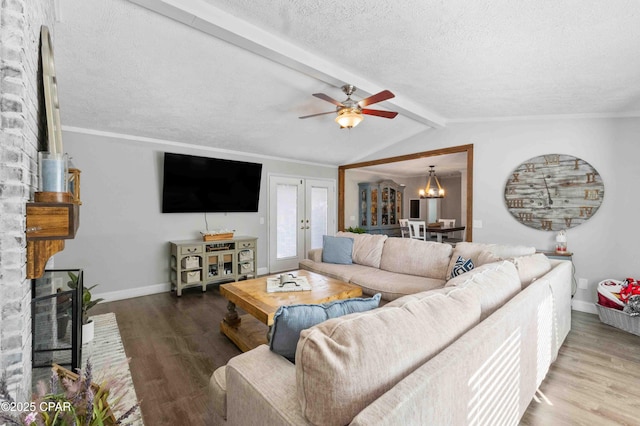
82, 320, 94, 344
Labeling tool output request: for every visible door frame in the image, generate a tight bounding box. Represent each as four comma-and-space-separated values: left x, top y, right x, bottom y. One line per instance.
267, 173, 336, 273
338, 144, 473, 241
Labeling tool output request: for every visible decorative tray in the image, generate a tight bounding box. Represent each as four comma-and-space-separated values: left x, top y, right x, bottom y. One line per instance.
266, 276, 311, 293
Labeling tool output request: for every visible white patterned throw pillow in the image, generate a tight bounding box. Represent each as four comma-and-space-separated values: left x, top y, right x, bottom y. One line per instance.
451, 255, 475, 277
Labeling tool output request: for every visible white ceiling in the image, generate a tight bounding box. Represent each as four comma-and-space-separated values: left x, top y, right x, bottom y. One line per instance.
54, 0, 640, 171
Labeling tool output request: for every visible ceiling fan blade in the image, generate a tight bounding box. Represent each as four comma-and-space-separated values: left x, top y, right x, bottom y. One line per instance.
361, 109, 398, 119
299, 111, 336, 119
313, 93, 345, 107
358, 90, 395, 107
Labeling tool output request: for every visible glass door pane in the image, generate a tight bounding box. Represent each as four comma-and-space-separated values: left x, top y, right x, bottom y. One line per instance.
276, 183, 298, 259
371, 189, 378, 226
310, 186, 328, 249
389, 188, 396, 224
360, 188, 367, 227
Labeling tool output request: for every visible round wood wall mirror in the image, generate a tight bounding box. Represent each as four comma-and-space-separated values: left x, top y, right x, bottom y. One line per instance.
41, 25, 63, 154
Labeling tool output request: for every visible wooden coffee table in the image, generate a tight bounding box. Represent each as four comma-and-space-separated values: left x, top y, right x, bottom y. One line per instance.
219, 270, 362, 352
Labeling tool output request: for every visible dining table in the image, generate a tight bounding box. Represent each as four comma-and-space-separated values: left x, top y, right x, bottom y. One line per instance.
421, 225, 466, 243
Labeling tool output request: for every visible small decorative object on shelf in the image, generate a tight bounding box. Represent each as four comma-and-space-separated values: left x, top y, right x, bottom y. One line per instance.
68, 167, 82, 205
201, 229, 235, 241
555, 230, 568, 254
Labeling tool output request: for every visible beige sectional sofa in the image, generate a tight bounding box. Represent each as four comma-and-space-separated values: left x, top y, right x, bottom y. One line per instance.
210, 233, 573, 425
299, 232, 537, 301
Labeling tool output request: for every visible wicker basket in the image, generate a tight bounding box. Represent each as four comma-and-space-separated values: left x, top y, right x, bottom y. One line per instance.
595, 303, 640, 337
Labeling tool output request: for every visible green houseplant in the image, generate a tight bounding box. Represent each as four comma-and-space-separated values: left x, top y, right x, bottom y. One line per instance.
67, 271, 104, 343
346, 226, 367, 234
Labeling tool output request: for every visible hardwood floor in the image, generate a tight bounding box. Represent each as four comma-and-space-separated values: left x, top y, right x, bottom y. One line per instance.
93, 288, 640, 426
521, 311, 640, 425
91, 286, 242, 426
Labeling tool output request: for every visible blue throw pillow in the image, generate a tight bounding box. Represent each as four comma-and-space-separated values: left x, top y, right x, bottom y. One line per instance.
451, 255, 475, 277
269, 293, 381, 362
321, 235, 354, 264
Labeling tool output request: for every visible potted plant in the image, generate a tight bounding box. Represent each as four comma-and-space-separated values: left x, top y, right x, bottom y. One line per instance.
346, 226, 367, 234
67, 271, 104, 344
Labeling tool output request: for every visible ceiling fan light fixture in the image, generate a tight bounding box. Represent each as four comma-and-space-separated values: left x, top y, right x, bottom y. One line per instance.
335, 108, 363, 128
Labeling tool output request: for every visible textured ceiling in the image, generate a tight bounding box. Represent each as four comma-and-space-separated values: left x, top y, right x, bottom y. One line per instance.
54, 0, 640, 169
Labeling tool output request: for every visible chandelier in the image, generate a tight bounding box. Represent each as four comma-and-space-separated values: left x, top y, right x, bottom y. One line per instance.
419, 165, 445, 199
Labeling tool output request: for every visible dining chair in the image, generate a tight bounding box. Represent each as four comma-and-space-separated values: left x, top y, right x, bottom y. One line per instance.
408, 220, 426, 241
399, 219, 410, 238
438, 218, 456, 239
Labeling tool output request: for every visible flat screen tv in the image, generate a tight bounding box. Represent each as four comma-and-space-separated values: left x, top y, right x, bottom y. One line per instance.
162, 153, 262, 213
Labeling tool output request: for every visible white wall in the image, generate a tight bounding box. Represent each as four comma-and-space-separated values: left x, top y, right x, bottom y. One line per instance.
57, 116, 640, 312
56, 129, 337, 300
363, 116, 640, 313
439, 175, 462, 225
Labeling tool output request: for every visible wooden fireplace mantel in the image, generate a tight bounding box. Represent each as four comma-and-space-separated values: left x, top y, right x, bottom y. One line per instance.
26, 191, 80, 279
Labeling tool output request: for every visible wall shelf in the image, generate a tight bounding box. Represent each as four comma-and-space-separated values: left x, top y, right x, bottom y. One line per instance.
26, 191, 80, 279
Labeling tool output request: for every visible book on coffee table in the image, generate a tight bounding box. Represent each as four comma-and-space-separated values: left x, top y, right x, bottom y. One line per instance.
266, 276, 311, 293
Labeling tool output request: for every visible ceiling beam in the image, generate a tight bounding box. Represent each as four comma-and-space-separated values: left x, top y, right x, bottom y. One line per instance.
128, 0, 446, 128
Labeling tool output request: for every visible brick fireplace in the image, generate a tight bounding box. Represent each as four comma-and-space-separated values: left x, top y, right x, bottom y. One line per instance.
0, 0, 56, 400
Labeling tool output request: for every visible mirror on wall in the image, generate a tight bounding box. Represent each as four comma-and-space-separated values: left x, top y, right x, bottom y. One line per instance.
338, 144, 473, 241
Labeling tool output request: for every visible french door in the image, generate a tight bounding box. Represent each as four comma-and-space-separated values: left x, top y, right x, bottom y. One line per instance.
268, 176, 335, 273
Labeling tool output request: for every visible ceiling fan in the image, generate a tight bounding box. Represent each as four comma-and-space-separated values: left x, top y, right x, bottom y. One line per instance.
299, 84, 398, 129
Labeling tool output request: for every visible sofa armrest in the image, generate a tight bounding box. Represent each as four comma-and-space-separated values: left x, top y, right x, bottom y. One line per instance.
225, 345, 311, 426
307, 248, 322, 262
210, 366, 228, 421
545, 260, 573, 355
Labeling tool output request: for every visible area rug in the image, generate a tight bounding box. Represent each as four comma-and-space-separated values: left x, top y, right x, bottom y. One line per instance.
82, 313, 144, 425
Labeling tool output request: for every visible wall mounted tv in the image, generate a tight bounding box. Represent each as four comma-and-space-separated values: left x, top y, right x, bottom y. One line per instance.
162, 152, 263, 213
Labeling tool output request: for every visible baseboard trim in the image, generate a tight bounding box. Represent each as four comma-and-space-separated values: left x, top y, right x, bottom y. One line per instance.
94, 283, 170, 303
571, 299, 598, 314
95, 269, 271, 303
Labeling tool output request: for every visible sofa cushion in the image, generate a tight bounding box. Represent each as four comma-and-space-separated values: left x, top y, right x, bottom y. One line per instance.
379, 237, 453, 280
383, 287, 456, 307
513, 253, 552, 288
269, 294, 381, 362
451, 255, 475, 277
299, 259, 376, 283
296, 287, 480, 426
336, 231, 387, 268
349, 268, 446, 301
306, 247, 323, 262
446, 242, 536, 280
445, 260, 521, 320
321, 235, 353, 264
490, 243, 537, 259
